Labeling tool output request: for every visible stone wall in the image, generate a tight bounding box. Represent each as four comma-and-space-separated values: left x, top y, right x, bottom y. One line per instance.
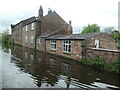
87, 48, 120, 63
86, 33, 117, 49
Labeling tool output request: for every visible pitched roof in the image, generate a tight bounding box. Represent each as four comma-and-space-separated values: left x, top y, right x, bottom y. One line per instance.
47, 32, 106, 40
12, 16, 36, 27
22, 16, 36, 26
38, 27, 65, 38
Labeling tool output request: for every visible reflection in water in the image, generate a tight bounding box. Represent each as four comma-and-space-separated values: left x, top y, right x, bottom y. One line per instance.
10, 45, 120, 89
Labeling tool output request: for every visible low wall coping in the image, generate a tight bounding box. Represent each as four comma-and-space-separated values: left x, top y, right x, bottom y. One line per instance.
88, 47, 120, 53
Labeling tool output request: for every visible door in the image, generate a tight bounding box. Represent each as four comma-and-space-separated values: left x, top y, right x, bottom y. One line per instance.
95, 39, 99, 48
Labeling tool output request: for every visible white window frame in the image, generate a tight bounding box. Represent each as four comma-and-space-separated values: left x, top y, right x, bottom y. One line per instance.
25, 36, 27, 43
63, 40, 71, 53
38, 38, 41, 44
50, 40, 56, 50
31, 54, 33, 60
31, 23, 34, 31
31, 36, 34, 44
25, 52, 27, 58
25, 25, 28, 31
95, 39, 100, 48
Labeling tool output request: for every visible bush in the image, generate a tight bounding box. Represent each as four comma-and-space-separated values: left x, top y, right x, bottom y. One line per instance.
117, 41, 120, 49
81, 57, 90, 64
116, 55, 120, 71
91, 55, 105, 69
2, 30, 11, 45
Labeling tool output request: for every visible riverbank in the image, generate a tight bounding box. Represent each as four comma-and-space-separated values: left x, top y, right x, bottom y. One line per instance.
0, 46, 2, 89
80, 56, 120, 74
12, 43, 120, 74
1, 44, 120, 89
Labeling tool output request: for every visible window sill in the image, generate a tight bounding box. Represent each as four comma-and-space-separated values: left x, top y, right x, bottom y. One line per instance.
63, 51, 71, 55
50, 49, 56, 52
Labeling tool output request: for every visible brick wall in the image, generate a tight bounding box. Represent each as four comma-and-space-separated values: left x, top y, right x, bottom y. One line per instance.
87, 48, 120, 63
22, 22, 36, 48
46, 40, 83, 60
40, 12, 68, 34
36, 37, 46, 51
11, 23, 22, 45
86, 34, 117, 49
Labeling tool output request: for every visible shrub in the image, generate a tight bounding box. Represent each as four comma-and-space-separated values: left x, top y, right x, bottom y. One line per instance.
116, 55, 120, 71
91, 55, 105, 69
81, 57, 90, 64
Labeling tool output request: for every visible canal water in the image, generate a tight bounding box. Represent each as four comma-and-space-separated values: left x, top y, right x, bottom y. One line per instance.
1, 45, 120, 89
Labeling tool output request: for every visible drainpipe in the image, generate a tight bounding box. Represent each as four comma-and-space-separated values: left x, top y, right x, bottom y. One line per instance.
35, 34, 37, 50
81, 40, 86, 59
45, 38, 46, 51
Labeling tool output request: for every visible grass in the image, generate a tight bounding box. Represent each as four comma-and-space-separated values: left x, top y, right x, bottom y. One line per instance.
81, 55, 120, 73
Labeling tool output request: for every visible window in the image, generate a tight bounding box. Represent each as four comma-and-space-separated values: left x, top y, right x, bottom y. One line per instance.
25, 25, 28, 31
62, 62, 70, 73
50, 40, 56, 50
31, 54, 33, 60
25, 36, 27, 43
95, 39, 100, 48
50, 58, 55, 66
38, 38, 41, 44
25, 52, 27, 58
63, 40, 71, 53
31, 23, 34, 31
31, 36, 34, 44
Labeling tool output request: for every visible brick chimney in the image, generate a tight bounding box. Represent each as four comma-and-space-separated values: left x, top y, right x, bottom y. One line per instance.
38, 5, 43, 18
66, 21, 73, 35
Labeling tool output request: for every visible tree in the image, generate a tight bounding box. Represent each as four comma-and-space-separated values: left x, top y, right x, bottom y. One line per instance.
111, 30, 120, 49
111, 30, 120, 41
81, 24, 100, 34
102, 26, 114, 34
2, 29, 11, 45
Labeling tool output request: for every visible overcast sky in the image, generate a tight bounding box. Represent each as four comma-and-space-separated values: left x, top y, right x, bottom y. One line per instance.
0, 0, 119, 34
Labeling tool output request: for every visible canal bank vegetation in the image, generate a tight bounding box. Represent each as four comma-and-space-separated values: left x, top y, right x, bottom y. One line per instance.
81, 55, 120, 73
2, 29, 11, 45
1, 29, 12, 52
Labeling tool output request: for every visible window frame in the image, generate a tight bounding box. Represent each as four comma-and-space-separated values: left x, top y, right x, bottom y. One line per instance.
31, 23, 34, 31
62, 40, 71, 53
25, 52, 27, 58
25, 25, 28, 31
38, 38, 41, 44
31, 36, 34, 44
25, 36, 27, 43
50, 40, 56, 50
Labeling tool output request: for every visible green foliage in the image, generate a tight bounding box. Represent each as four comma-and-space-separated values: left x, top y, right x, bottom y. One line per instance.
91, 56, 105, 69
111, 30, 120, 49
115, 55, 120, 70
117, 41, 120, 49
2, 30, 11, 44
81, 24, 100, 34
81, 57, 91, 64
1, 30, 11, 53
111, 30, 120, 40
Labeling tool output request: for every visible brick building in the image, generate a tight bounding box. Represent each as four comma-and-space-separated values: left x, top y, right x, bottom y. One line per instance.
42, 32, 118, 61
11, 5, 119, 62
11, 6, 69, 48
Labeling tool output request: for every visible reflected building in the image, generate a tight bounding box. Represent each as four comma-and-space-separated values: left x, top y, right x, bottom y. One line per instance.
11, 45, 120, 89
